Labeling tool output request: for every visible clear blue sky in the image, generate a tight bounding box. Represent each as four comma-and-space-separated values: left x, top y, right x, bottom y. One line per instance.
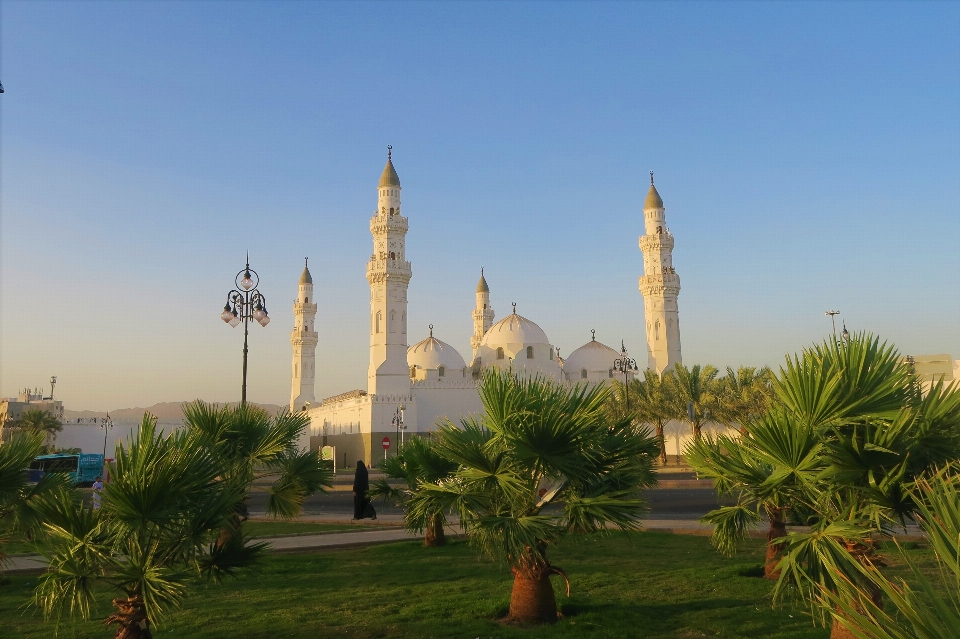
2, 1, 958, 411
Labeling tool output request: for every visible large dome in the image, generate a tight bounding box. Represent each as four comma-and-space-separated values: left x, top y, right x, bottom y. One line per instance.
480, 312, 550, 348
408, 335, 466, 371
564, 337, 620, 375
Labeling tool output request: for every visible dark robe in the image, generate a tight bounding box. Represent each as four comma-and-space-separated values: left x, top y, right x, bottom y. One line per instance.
353, 461, 370, 519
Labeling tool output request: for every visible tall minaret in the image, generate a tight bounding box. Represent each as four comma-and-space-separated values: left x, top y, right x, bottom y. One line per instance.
639, 173, 682, 374
471, 268, 495, 357
366, 146, 413, 396
290, 258, 318, 411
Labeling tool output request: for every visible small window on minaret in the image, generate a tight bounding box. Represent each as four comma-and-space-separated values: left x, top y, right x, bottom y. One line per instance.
390, 252, 395, 260
390, 207, 394, 215
657, 226, 662, 234
305, 297, 308, 303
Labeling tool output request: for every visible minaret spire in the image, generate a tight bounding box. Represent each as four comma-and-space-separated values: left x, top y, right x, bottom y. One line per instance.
368, 149, 411, 396
638, 174, 682, 374
471, 268, 495, 357
290, 258, 318, 411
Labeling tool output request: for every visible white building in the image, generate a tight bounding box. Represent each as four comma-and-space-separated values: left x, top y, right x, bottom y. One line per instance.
292, 151, 682, 466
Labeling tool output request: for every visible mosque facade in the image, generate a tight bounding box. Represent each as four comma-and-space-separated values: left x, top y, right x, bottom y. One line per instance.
291, 151, 682, 465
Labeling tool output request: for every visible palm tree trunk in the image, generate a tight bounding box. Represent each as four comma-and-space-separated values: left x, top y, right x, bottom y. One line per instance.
424, 513, 446, 547
106, 595, 153, 639
656, 422, 667, 466
830, 543, 884, 638
764, 510, 787, 580
508, 563, 570, 624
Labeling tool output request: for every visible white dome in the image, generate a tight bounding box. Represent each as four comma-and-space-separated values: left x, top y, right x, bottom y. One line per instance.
408, 335, 466, 371
564, 337, 620, 375
480, 312, 550, 348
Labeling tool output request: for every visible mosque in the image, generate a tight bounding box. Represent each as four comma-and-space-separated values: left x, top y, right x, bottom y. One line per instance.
290, 150, 683, 465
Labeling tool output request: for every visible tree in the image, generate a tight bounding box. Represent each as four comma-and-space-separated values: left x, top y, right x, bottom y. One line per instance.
690, 333, 960, 638
671, 363, 719, 441
11, 408, 63, 446
408, 369, 659, 624
711, 366, 774, 434
823, 465, 960, 639
33, 414, 262, 638
0, 431, 74, 567
368, 436, 458, 546
626, 370, 676, 465
181, 401, 332, 544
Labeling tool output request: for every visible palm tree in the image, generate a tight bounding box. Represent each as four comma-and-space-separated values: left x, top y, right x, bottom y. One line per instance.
685, 405, 822, 579
692, 333, 960, 637
11, 408, 62, 448
671, 363, 719, 441
33, 414, 262, 638
0, 431, 75, 567
408, 369, 659, 624
712, 366, 774, 434
629, 370, 676, 465
181, 400, 332, 544
368, 436, 458, 546
823, 465, 960, 639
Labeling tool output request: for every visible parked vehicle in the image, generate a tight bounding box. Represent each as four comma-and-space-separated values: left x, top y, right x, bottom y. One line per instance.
27, 453, 104, 486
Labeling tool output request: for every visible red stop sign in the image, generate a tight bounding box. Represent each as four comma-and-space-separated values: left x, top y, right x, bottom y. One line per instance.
382, 437, 391, 450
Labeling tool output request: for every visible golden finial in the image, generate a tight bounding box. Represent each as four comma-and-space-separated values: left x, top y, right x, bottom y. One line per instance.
387, 145, 392, 161
650, 171, 654, 186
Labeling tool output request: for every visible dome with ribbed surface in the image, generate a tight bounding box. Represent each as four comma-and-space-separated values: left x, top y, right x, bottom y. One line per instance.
379, 158, 400, 187
644, 184, 663, 209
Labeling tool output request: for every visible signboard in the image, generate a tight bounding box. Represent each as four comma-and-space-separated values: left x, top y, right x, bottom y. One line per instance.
321, 445, 336, 473
381, 437, 391, 450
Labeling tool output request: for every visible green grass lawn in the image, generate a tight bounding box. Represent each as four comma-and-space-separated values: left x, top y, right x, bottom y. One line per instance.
0, 530, 838, 639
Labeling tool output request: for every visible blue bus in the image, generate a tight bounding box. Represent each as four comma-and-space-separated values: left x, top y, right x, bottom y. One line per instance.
27, 453, 104, 486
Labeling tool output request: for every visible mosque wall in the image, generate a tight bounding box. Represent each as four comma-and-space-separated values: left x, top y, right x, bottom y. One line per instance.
412, 383, 484, 431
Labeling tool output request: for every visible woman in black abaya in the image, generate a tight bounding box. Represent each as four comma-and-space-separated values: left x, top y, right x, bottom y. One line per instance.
352, 460, 375, 520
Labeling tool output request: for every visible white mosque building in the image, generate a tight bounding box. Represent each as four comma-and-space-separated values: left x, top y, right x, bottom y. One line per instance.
291, 150, 683, 465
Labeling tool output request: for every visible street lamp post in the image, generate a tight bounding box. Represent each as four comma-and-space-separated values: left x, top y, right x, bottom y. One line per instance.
612, 340, 639, 415
221, 255, 271, 405
825, 310, 840, 341
100, 413, 114, 475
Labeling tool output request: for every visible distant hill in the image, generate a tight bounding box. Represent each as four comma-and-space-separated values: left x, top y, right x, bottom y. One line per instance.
63, 401, 287, 423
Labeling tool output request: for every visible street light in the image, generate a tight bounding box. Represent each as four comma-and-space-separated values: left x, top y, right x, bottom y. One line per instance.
221, 254, 270, 405
612, 340, 639, 414
100, 413, 114, 475
392, 404, 406, 453
825, 310, 840, 341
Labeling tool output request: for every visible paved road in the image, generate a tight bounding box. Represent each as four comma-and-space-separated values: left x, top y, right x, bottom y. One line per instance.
247, 487, 724, 519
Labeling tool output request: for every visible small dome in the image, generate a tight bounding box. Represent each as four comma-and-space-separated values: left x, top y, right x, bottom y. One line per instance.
480, 312, 550, 349
299, 265, 313, 285
379, 158, 400, 188
408, 335, 466, 371
564, 337, 620, 375
476, 272, 489, 293
644, 183, 663, 209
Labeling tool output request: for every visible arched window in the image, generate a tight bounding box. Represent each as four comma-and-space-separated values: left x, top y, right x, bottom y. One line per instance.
390, 311, 396, 332
401, 312, 406, 333
390, 207, 395, 215
549, 348, 554, 361
375, 311, 382, 334
526, 346, 534, 359
438, 366, 445, 377
654, 320, 660, 341
496, 347, 505, 360
410, 365, 417, 379
657, 226, 662, 234
390, 251, 396, 260
581, 369, 588, 379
